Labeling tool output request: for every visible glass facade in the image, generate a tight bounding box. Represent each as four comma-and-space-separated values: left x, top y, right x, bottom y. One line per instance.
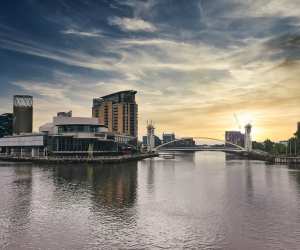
57, 125, 101, 134
0, 113, 13, 138
48, 136, 118, 153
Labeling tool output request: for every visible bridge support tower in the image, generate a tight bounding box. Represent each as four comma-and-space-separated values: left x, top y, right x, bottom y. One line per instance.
147, 121, 155, 152
244, 124, 252, 152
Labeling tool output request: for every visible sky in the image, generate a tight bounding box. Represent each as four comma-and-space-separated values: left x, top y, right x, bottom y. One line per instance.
0, 0, 300, 141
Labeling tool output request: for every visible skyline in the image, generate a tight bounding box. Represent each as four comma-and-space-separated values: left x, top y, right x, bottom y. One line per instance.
0, 0, 300, 141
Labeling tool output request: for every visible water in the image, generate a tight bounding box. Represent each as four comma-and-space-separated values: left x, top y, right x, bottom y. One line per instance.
1, 152, 300, 250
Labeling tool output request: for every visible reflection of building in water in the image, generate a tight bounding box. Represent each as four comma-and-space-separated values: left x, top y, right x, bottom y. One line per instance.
92, 163, 137, 208
53, 163, 137, 208
3, 166, 33, 248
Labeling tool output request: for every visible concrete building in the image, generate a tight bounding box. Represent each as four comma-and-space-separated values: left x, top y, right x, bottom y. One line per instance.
13, 95, 33, 134
92, 90, 138, 137
162, 133, 175, 144
225, 131, 244, 147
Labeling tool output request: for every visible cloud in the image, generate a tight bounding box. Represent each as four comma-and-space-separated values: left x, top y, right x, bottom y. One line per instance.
1, 0, 300, 141
61, 29, 103, 37
108, 16, 157, 32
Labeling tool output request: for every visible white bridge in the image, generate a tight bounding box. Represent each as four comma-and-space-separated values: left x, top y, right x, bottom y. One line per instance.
154, 137, 247, 153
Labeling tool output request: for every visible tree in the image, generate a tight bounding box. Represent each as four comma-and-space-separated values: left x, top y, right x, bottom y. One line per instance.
264, 139, 275, 153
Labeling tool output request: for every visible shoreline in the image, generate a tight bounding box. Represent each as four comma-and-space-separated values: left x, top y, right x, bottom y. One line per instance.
0, 153, 159, 165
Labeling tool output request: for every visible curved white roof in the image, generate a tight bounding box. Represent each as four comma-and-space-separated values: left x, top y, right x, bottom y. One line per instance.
53, 116, 100, 126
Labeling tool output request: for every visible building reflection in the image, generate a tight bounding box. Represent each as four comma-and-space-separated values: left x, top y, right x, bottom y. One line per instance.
11, 166, 33, 222
52, 162, 138, 209
3, 166, 33, 249
91, 163, 137, 208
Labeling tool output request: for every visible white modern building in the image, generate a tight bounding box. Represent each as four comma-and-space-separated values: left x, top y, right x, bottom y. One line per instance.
0, 112, 137, 157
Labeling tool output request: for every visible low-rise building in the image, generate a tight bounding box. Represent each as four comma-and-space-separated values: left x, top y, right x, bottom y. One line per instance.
225, 131, 244, 148
162, 133, 175, 144
161, 137, 196, 148
0, 112, 137, 157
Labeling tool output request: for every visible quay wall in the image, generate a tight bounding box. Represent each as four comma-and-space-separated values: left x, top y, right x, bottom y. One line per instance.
0, 153, 158, 165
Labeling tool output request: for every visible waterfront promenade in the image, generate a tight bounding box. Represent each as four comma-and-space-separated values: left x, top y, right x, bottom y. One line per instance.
0, 152, 158, 164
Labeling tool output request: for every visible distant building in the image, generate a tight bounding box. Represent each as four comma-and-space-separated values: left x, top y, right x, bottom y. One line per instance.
57, 111, 72, 117
175, 137, 195, 147
13, 95, 33, 134
225, 131, 244, 147
0, 113, 13, 138
162, 133, 175, 144
167, 137, 195, 148
92, 90, 138, 137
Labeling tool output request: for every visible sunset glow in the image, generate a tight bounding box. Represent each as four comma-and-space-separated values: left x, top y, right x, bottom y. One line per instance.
0, 0, 299, 141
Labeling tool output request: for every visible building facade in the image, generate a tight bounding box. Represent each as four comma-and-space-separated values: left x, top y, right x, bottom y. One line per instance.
92, 91, 138, 137
225, 131, 245, 147
0, 113, 13, 138
0, 112, 139, 157
13, 95, 33, 134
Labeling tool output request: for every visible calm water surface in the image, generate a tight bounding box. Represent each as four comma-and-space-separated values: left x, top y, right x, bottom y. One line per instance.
1, 152, 300, 250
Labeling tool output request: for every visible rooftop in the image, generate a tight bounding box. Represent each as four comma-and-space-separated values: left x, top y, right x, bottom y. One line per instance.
100, 90, 137, 99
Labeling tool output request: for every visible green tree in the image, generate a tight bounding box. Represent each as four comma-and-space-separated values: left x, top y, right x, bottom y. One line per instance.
264, 139, 275, 153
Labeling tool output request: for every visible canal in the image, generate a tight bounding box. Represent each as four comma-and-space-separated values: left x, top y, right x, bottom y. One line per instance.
0, 151, 300, 249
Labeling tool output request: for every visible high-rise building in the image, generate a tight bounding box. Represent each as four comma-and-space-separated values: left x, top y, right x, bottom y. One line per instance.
92, 91, 138, 137
162, 133, 175, 144
225, 131, 244, 147
0, 113, 13, 138
13, 95, 33, 134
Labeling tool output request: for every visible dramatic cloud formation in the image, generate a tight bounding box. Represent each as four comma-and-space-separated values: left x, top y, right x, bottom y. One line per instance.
0, 0, 299, 141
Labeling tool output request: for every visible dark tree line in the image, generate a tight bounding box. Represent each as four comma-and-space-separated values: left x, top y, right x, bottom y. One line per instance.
253, 132, 300, 156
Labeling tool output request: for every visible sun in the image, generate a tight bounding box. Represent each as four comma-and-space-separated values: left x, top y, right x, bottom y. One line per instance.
237, 112, 254, 127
